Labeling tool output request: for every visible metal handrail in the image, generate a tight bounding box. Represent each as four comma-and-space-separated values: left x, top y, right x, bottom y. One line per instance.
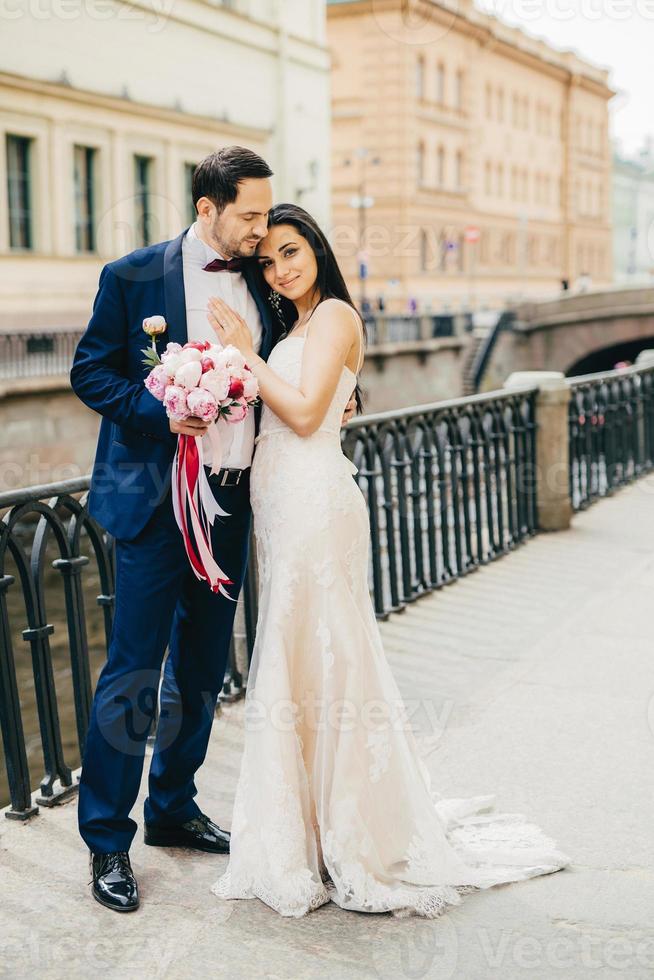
567, 364, 654, 510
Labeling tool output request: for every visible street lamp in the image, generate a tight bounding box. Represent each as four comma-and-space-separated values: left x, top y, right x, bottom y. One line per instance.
344, 148, 381, 310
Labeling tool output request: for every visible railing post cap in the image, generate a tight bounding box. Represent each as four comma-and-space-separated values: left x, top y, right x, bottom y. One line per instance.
503, 370, 566, 390
635, 349, 654, 367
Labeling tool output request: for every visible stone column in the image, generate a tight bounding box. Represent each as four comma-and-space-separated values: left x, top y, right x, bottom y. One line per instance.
504, 370, 573, 531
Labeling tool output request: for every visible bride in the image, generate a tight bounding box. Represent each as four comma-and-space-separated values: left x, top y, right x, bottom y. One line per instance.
206, 203, 569, 918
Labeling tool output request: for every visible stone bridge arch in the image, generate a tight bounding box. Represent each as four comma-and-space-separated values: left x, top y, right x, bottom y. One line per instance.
481, 287, 654, 390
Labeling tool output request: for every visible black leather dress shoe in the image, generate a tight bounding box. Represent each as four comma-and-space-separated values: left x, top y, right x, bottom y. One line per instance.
90, 851, 139, 912
144, 813, 230, 853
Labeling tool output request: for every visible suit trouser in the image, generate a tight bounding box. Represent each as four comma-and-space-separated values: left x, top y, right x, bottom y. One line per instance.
77, 472, 251, 855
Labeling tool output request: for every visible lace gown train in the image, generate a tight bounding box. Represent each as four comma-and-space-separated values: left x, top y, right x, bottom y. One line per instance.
211, 324, 569, 918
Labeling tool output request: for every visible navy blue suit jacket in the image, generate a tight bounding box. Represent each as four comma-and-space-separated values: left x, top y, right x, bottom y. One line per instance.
71, 228, 276, 541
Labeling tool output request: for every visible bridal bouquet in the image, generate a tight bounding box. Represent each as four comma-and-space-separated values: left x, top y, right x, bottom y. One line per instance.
142, 338, 259, 597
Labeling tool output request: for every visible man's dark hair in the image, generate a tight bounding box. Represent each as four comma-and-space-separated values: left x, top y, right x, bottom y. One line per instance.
191, 146, 273, 213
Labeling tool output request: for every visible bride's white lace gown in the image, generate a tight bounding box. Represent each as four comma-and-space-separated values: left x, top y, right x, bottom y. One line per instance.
211, 311, 569, 918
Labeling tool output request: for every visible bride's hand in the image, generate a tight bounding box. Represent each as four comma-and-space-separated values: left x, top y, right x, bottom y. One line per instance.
207, 297, 255, 358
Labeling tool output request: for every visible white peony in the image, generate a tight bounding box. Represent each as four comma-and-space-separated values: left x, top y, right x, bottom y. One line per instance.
200, 368, 230, 402
161, 354, 182, 378
177, 347, 203, 364
223, 345, 247, 371
174, 360, 203, 389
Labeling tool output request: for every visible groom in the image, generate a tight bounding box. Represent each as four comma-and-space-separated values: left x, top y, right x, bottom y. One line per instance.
72, 146, 310, 913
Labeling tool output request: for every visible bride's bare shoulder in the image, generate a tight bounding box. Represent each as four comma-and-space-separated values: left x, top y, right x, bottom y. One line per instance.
312, 298, 361, 333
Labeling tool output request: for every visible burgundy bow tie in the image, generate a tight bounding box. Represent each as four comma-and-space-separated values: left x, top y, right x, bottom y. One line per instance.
203, 258, 244, 273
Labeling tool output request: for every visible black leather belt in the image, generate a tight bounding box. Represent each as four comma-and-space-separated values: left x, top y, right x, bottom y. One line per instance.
208, 467, 249, 487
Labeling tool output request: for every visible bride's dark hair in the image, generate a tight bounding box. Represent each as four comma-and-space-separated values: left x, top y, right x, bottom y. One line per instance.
255, 202, 365, 413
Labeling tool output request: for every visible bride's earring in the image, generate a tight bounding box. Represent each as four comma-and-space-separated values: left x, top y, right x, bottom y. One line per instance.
268, 290, 287, 334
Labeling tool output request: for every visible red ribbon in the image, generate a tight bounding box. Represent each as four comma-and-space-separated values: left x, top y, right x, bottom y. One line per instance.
172, 434, 234, 598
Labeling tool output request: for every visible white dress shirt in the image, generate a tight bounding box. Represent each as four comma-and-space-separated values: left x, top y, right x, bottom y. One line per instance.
182, 222, 263, 470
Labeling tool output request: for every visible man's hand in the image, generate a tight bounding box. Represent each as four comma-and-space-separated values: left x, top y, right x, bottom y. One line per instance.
170, 416, 210, 438
341, 394, 357, 427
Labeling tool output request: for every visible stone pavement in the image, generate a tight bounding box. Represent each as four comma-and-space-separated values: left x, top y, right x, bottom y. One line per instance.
2, 474, 654, 980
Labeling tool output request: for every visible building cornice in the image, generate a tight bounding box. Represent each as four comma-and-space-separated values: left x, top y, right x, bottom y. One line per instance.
130, 0, 331, 69
328, 0, 614, 98
0, 71, 272, 140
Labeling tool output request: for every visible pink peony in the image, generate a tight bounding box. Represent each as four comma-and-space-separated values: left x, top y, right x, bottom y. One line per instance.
174, 361, 203, 390
163, 385, 190, 421
144, 364, 169, 401
200, 355, 215, 374
200, 368, 230, 403
187, 387, 219, 423
225, 397, 248, 424
242, 374, 259, 400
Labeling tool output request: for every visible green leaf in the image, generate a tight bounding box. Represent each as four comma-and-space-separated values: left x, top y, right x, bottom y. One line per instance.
141, 347, 162, 370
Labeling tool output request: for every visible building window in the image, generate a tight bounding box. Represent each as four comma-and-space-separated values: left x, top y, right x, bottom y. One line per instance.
438, 231, 447, 272
416, 55, 425, 101
185, 162, 198, 225
437, 145, 445, 186
417, 142, 425, 186
455, 150, 463, 189
134, 155, 154, 248
455, 70, 464, 111
486, 84, 493, 119
420, 229, 429, 272
497, 88, 504, 123
436, 63, 445, 104
485, 161, 492, 195
6, 134, 33, 250
74, 144, 96, 253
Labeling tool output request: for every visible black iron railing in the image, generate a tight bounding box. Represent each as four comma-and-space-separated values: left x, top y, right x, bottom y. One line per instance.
1, 385, 539, 819
568, 364, 654, 510
0, 331, 84, 381
342, 386, 539, 616
0, 478, 113, 819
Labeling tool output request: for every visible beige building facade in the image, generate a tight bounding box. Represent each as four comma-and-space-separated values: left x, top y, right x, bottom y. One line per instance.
0, 0, 330, 330
327, 0, 614, 313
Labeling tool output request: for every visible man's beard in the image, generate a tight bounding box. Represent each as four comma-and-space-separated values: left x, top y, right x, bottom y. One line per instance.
210, 220, 259, 259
